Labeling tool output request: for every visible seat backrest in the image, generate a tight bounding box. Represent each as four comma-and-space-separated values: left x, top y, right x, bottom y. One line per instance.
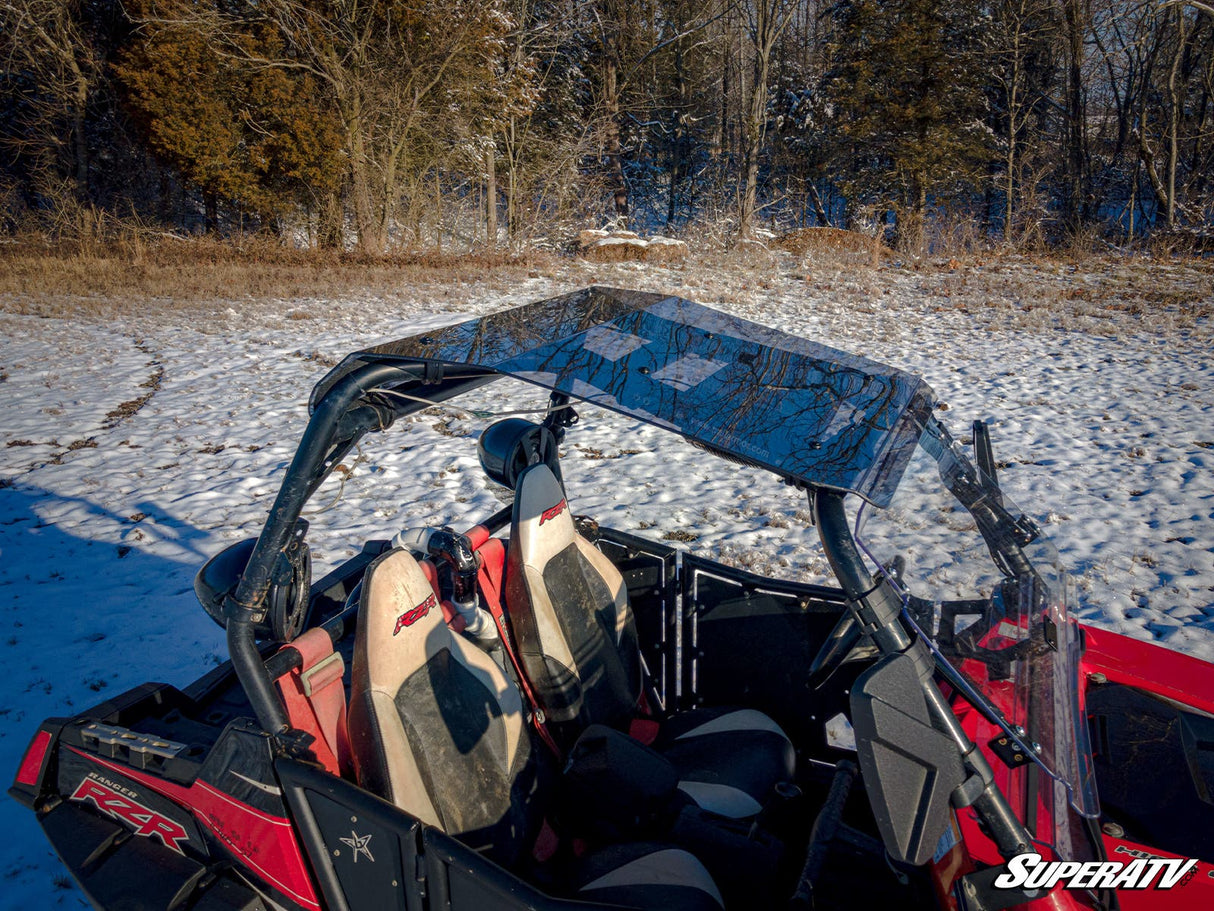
348, 548, 543, 865
505, 463, 640, 735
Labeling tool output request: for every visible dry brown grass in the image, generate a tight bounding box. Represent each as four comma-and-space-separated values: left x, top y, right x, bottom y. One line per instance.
774, 227, 892, 266
0, 235, 560, 317
2, 233, 1210, 339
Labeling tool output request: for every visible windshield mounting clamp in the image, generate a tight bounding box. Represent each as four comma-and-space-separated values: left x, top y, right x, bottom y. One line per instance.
988, 733, 1032, 770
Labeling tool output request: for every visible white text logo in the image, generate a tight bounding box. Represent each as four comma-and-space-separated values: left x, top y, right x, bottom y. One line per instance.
993, 852, 1197, 891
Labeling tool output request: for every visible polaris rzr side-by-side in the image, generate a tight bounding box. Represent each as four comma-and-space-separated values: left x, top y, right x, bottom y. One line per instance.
11, 287, 1214, 911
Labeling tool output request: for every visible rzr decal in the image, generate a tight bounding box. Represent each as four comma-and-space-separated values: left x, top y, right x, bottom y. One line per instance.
70, 775, 189, 855
539, 499, 568, 526
993, 851, 1198, 891
394, 593, 436, 635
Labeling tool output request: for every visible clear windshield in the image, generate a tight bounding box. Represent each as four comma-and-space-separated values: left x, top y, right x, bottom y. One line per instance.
855, 417, 1099, 822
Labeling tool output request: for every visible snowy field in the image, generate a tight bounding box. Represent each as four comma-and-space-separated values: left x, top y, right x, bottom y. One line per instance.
1, 252, 1212, 906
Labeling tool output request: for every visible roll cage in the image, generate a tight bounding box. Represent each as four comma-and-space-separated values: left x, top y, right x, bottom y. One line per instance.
221, 288, 1072, 881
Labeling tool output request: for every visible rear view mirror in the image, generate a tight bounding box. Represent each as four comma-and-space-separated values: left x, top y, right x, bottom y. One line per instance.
850, 654, 965, 866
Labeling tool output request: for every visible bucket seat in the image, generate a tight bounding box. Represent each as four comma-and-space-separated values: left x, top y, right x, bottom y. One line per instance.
347, 547, 726, 909
503, 459, 796, 821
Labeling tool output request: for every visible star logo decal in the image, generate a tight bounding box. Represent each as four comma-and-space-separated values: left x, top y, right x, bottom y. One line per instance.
339, 830, 375, 864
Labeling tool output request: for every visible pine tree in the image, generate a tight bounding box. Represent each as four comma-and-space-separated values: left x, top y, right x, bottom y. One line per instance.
824, 0, 993, 250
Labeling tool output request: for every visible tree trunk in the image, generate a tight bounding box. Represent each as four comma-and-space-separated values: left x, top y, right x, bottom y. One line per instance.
1004, 8, 1022, 240
603, 53, 628, 222
350, 155, 379, 253
1061, 0, 1088, 230
1165, 7, 1186, 229
318, 189, 344, 249
505, 117, 519, 237
72, 81, 89, 197
344, 91, 382, 254
739, 0, 792, 239
740, 41, 767, 239
667, 40, 687, 228
486, 142, 497, 246
807, 182, 829, 226
204, 192, 219, 234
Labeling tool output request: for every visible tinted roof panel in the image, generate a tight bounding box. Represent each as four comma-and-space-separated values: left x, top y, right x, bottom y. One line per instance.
327, 287, 935, 506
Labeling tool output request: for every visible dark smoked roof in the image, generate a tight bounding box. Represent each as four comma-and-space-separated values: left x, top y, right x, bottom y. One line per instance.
323, 287, 936, 506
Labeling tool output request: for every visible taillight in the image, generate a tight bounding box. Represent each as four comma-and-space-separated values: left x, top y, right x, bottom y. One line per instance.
15, 730, 52, 787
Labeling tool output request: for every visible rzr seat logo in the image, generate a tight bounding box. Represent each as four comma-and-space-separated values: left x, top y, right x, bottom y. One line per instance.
71, 776, 189, 855
394, 593, 436, 635
994, 851, 1198, 891
539, 499, 568, 526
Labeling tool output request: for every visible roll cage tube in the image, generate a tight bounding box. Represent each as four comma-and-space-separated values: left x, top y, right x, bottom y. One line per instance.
811, 488, 1034, 863
224, 358, 497, 737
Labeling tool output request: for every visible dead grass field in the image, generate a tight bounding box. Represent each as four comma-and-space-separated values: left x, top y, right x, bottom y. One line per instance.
0, 237, 559, 318
1, 236, 1210, 336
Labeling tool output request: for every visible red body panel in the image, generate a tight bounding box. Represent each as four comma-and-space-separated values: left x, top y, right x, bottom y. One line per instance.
66, 747, 319, 911
928, 623, 1214, 911
1080, 627, 1214, 716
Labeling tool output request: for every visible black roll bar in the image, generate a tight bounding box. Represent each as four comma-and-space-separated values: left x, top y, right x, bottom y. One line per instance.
223, 358, 498, 736
811, 488, 1034, 863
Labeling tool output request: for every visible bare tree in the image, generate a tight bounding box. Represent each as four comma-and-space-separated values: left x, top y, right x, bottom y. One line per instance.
0, 0, 102, 196
134, 0, 519, 253
738, 0, 795, 237
990, 0, 1060, 243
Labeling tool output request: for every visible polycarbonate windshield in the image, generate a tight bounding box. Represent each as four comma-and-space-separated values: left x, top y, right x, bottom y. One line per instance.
855, 417, 1099, 824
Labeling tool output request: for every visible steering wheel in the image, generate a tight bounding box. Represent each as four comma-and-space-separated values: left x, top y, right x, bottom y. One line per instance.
807, 556, 905, 690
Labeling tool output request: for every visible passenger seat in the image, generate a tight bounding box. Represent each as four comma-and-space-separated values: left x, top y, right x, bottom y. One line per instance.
504, 461, 796, 821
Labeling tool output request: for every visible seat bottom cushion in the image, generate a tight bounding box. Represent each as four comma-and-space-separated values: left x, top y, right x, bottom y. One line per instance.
575, 843, 724, 910
655, 707, 795, 819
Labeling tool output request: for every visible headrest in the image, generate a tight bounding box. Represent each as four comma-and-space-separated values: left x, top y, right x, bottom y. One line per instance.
478, 418, 561, 490
512, 463, 576, 559
358, 548, 445, 682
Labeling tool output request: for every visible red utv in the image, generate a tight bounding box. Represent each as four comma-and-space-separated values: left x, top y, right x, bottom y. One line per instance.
12, 288, 1213, 911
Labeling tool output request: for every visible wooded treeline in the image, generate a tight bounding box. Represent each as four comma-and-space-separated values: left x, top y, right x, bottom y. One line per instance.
2, 0, 1212, 253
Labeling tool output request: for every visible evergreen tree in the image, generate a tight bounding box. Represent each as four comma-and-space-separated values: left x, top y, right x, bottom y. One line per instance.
118, 2, 344, 234
824, 0, 993, 249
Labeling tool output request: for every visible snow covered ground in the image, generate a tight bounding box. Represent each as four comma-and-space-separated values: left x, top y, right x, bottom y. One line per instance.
1, 252, 1211, 906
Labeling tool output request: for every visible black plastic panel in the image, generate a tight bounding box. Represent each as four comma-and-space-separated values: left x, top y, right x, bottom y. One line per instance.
1088, 682, 1214, 862
682, 554, 859, 751
40, 799, 269, 910
277, 758, 425, 911
421, 828, 609, 911
849, 654, 965, 866
593, 528, 679, 711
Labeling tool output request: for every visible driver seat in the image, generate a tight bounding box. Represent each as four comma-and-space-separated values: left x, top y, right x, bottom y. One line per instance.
348, 547, 543, 866
505, 462, 796, 820
348, 547, 727, 909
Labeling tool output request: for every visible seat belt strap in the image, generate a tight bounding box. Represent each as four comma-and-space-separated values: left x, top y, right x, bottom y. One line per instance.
274, 627, 350, 777
470, 533, 562, 758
